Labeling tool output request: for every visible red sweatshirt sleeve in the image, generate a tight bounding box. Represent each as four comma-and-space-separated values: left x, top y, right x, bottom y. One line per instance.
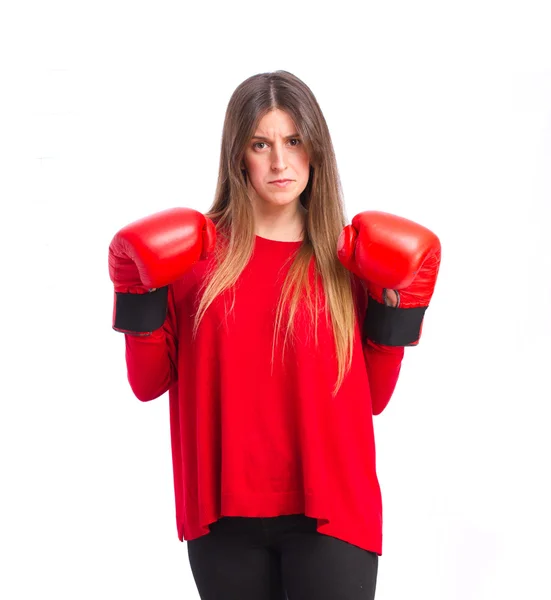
363, 339, 404, 415
124, 285, 178, 402
352, 273, 405, 415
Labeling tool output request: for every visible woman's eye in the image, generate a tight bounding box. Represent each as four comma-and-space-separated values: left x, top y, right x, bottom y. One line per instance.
252, 139, 301, 150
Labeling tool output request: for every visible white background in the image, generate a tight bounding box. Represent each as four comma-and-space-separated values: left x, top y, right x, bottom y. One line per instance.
1, 1, 550, 598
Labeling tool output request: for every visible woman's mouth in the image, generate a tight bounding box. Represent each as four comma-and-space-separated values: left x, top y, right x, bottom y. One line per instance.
269, 179, 294, 188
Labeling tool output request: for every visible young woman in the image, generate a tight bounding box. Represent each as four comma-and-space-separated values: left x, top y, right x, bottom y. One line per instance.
108, 70, 441, 600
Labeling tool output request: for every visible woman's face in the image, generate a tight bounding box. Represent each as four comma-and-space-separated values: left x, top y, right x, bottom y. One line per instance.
243, 109, 310, 211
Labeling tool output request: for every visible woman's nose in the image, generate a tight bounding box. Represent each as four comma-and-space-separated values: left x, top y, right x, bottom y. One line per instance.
271, 145, 287, 170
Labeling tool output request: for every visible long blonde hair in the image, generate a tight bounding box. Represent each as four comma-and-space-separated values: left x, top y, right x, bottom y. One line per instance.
193, 70, 356, 395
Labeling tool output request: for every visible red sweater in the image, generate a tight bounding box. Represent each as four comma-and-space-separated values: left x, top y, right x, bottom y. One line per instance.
124, 235, 404, 555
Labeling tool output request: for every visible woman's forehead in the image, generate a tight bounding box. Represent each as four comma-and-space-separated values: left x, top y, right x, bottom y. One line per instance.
253, 109, 299, 136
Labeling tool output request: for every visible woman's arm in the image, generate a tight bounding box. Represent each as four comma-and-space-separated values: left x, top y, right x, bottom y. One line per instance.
124, 285, 178, 402
363, 339, 404, 415
352, 275, 404, 415
339, 211, 441, 414
109, 207, 216, 402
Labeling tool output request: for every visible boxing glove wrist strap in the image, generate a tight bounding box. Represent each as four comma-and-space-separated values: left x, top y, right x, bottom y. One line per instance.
113, 286, 169, 334
363, 295, 427, 346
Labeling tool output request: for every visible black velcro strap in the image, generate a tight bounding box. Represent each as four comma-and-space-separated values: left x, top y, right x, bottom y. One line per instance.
363, 295, 427, 346
113, 286, 169, 334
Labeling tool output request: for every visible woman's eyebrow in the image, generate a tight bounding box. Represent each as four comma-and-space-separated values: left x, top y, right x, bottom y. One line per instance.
251, 133, 300, 140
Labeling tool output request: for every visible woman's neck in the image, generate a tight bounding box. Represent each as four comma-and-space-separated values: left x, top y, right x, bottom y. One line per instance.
253, 203, 307, 242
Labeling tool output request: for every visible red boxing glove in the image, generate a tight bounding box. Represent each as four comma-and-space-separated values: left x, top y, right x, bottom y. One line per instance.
108, 207, 216, 334
337, 211, 441, 346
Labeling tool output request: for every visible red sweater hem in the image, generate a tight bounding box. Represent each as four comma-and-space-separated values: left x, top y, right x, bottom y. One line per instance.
176, 488, 384, 555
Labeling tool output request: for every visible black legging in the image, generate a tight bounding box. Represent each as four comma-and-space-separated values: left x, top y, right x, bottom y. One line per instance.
187, 513, 379, 599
